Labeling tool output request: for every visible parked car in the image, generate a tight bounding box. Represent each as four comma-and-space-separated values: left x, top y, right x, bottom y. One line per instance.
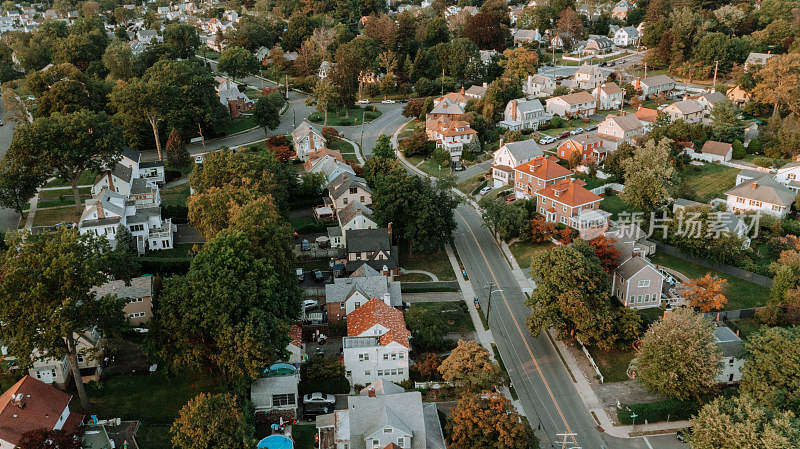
381, 99, 395, 104
452, 160, 463, 171
303, 299, 319, 309
194, 154, 204, 164
538, 136, 556, 145
356, 99, 370, 104
505, 195, 516, 203
303, 403, 334, 421
304, 392, 336, 405
558, 131, 570, 139
585, 124, 597, 131
479, 185, 492, 195
676, 427, 692, 443
301, 239, 311, 251
570, 127, 584, 135
313, 270, 325, 281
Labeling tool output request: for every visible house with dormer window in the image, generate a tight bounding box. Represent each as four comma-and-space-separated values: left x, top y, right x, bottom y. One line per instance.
343, 298, 410, 386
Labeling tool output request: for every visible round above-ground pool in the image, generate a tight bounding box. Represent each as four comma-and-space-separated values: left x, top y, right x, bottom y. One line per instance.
256, 435, 294, 449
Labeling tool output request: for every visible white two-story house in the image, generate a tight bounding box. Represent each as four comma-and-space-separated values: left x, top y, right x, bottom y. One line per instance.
613, 26, 639, 47
545, 91, 597, 118
292, 121, 326, 161
492, 139, 544, 187
500, 98, 551, 130
776, 161, 800, 192
343, 298, 410, 386
523, 74, 556, 98
592, 82, 624, 110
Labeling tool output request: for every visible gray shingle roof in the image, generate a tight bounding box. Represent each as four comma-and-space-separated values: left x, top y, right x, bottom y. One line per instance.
347, 392, 427, 449
347, 228, 390, 252
92, 276, 153, 299
112, 162, 133, 183
338, 201, 373, 226
502, 139, 543, 162
329, 174, 371, 201
616, 256, 656, 280
726, 175, 795, 206
714, 325, 743, 358
640, 74, 675, 88
668, 99, 704, 115
130, 178, 150, 194
325, 270, 401, 307
80, 216, 122, 227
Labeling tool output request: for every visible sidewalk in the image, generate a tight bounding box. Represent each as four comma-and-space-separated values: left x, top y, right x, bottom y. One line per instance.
498, 240, 535, 295
340, 136, 365, 165
443, 243, 495, 352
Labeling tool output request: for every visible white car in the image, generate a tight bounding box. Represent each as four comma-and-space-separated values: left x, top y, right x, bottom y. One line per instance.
657, 104, 668, 111
356, 99, 370, 104
479, 186, 492, 195
303, 392, 336, 405
538, 136, 555, 145
303, 299, 318, 309
194, 154, 204, 164
381, 99, 396, 104
570, 127, 584, 135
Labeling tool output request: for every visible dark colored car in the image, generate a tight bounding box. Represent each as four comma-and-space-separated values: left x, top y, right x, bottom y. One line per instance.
303, 403, 334, 421
676, 426, 692, 443
558, 131, 570, 139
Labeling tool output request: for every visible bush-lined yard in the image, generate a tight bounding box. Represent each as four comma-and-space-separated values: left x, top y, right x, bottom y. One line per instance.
679, 163, 739, 202
308, 106, 381, 126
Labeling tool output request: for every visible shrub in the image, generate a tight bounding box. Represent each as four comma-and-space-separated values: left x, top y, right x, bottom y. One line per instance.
321, 126, 340, 142
746, 138, 761, 154
617, 399, 700, 424
139, 259, 190, 276
165, 169, 182, 183
732, 140, 745, 159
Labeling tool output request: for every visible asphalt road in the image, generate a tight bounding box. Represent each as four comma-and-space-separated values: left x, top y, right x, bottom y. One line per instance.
0, 103, 20, 232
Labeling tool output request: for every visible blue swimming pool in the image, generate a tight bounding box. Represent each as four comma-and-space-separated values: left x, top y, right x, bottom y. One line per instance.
256, 435, 294, 449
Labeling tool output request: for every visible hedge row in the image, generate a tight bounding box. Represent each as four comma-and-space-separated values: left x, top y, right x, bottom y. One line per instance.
299, 376, 350, 395
617, 399, 700, 425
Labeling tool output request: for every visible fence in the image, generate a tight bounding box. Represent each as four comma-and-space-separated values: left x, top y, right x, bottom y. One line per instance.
576, 338, 604, 384
589, 182, 625, 195
414, 381, 454, 389
655, 243, 773, 288
703, 307, 760, 322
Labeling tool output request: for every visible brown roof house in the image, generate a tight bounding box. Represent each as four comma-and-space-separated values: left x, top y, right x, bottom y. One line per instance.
692, 140, 733, 163
663, 98, 704, 124
92, 276, 154, 326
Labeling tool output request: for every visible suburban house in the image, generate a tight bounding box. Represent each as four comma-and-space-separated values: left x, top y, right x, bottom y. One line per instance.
0, 376, 83, 449
637, 75, 675, 99
574, 64, 607, 90
304, 147, 344, 172
534, 179, 610, 240
328, 200, 378, 248
292, 121, 326, 161
693, 91, 728, 115
663, 99, 704, 124
545, 91, 597, 118
610, 245, 665, 309
513, 156, 573, 199
343, 298, 411, 386
92, 148, 165, 195
492, 139, 544, 187
556, 133, 606, 163
744, 52, 774, 70
592, 82, 623, 110
325, 264, 401, 322
726, 174, 795, 218
341, 228, 399, 275
523, 74, 556, 98
251, 362, 300, 422
713, 325, 744, 385
581, 36, 614, 56
435, 89, 470, 109
513, 28, 541, 46
328, 173, 372, 210
429, 119, 478, 162
465, 82, 488, 99
79, 183, 175, 254
81, 421, 141, 449
726, 85, 750, 107
309, 154, 355, 185
499, 98, 550, 130
92, 276, 154, 326
286, 324, 304, 365
634, 106, 659, 131
596, 112, 645, 148
613, 26, 639, 47
316, 382, 446, 449
611, 0, 634, 19
776, 161, 800, 192
216, 77, 253, 117
690, 140, 733, 163
425, 97, 466, 140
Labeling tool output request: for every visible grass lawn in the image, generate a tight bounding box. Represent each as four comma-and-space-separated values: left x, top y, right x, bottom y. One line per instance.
650, 252, 771, 310
222, 115, 258, 135
83, 374, 223, 449
457, 173, 487, 196
396, 273, 436, 282
725, 318, 766, 340
399, 120, 420, 139
328, 139, 357, 162
409, 301, 474, 333
541, 118, 598, 137
245, 88, 263, 99
405, 155, 424, 166
38, 187, 92, 199
400, 246, 456, 281
292, 424, 317, 449
142, 243, 195, 260
600, 193, 635, 220
32, 206, 80, 226
418, 158, 449, 177
574, 174, 606, 190
161, 184, 190, 208
44, 171, 99, 188
31, 198, 87, 210
587, 347, 635, 382
308, 106, 381, 126
679, 163, 739, 202
509, 240, 552, 270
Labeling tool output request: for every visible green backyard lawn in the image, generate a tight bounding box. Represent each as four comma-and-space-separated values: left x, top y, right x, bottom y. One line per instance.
409, 301, 475, 333
650, 252, 770, 310
679, 163, 739, 202
32, 206, 80, 227
308, 106, 381, 126
400, 246, 456, 281
44, 171, 99, 188
600, 193, 635, 220
328, 139, 357, 162
161, 184, 190, 208
509, 240, 552, 270
587, 348, 635, 382
457, 173, 487, 196
222, 115, 258, 135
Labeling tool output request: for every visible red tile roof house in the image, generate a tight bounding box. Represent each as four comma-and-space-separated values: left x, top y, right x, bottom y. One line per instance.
0, 375, 83, 448
534, 179, 610, 240
556, 133, 605, 164
514, 156, 573, 199
343, 298, 410, 387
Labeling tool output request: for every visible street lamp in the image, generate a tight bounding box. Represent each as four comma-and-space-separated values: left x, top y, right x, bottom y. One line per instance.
486, 284, 503, 321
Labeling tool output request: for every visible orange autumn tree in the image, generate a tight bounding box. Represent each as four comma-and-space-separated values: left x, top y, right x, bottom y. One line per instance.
683, 274, 728, 312
589, 236, 622, 272
448, 391, 538, 449
530, 216, 557, 243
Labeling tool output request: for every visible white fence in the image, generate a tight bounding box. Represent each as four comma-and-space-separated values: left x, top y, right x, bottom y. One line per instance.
590, 183, 625, 195
414, 381, 454, 389
576, 337, 604, 384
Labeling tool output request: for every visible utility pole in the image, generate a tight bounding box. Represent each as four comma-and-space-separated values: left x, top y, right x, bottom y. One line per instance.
293, 109, 296, 128
485, 282, 503, 322
441, 67, 445, 96
712, 60, 719, 92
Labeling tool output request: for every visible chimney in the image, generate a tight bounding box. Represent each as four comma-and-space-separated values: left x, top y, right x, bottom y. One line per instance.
512, 99, 518, 119
367, 386, 376, 398
107, 172, 114, 192
309, 131, 314, 150
752, 182, 758, 190
96, 201, 105, 219
381, 265, 389, 277
460, 86, 465, 95
499, 138, 504, 148
387, 222, 392, 242
383, 292, 391, 306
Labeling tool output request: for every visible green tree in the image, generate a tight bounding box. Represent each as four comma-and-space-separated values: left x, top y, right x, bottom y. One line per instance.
711, 99, 745, 143
500, 47, 539, 80
155, 230, 300, 381
306, 78, 336, 126
405, 306, 447, 352
372, 134, 395, 159
253, 91, 284, 136
102, 39, 135, 80
330, 42, 362, 116
740, 326, 800, 413
171, 393, 254, 449
0, 229, 133, 409
218, 46, 259, 81
165, 128, 190, 169
109, 77, 173, 160
688, 395, 800, 449
438, 340, 504, 392
7, 110, 121, 212
163, 23, 200, 59
620, 138, 675, 211
0, 158, 45, 214
282, 13, 312, 51
635, 308, 720, 400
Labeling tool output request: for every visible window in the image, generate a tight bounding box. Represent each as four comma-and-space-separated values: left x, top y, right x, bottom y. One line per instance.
398, 368, 404, 375
399, 352, 404, 359
736, 197, 745, 204
354, 302, 360, 309
637, 279, 651, 288
391, 369, 397, 375
365, 370, 371, 376
350, 187, 358, 194
384, 428, 392, 433
391, 353, 397, 360
340, 302, 345, 310
383, 354, 389, 360
162, 240, 169, 248
398, 437, 405, 447
562, 205, 567, 212
729, 358, 734, 366
77, 355, 84, 363
377, 370, 383, 376
749, 200, 762, 207
560, 216, 567, 224
343, 198, 348, 205
129, 298, 143, 303
272, 393, 295, 407
360, 196, 365, 202
346, 370, 352, 377
129, 312, 145, 319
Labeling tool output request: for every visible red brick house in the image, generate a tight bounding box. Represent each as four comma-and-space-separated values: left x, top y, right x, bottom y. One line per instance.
556, 133, 605, 163
534, 179, 610, 240
513, 156, 573, 199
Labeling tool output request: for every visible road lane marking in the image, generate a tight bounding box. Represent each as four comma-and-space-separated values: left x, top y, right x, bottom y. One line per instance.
454, 209, 577, 442
643, 436, 654, 449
